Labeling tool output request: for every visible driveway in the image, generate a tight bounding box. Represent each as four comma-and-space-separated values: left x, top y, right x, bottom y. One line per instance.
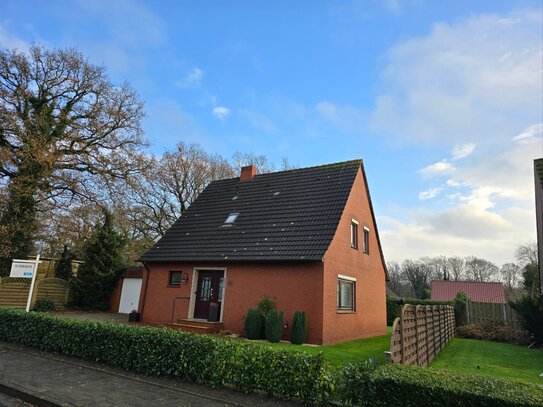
52, 311, 130, 324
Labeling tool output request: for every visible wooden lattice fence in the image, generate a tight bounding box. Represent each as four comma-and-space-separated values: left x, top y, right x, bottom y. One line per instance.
35, 278, 70, 310
386, 304, 455, 367
0, 277, 69, 310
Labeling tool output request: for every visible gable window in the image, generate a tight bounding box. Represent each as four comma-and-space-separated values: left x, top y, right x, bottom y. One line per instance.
350, 220, 358, 249
337, 275, 356, 311
169, 271, 182, 287
363, 227, 370, 254
223, 212, 239, 225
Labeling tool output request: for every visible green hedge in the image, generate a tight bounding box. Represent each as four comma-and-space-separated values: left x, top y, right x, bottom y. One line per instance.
1, 308, 541, 406
334, 361, 543, 407
386, 297, 454, 326
0, 308, 328, 403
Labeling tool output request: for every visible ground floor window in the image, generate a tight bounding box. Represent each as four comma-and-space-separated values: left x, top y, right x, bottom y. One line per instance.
337, 276, 355, 311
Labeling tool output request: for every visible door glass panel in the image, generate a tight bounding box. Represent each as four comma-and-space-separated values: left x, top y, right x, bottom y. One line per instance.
200, 276, 212, 301
218, 277, 224, 302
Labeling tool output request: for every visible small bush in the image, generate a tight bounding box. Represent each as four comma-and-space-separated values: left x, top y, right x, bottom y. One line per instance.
453, 291, 470, 326
291, 311, 306, 345
265, 309, 283, 343
510, 294, 543, 343
33, 298, 56, 312
243, 308, 261, 340
334, 358, 377, 406
386, 297, 400, 326
457, 322, 532, 345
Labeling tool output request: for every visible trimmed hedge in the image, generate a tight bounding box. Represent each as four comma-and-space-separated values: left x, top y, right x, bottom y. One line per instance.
1, 308, 541, 406
0, 308, 328, 403
334, 361, 543, 407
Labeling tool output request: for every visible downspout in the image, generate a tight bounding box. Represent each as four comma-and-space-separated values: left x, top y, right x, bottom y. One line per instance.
139, 261, 151, 318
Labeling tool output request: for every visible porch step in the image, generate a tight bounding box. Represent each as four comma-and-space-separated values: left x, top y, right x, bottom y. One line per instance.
167, 320, 224, 334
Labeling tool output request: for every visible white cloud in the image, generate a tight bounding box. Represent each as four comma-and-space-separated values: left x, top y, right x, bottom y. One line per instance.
512, 123, 543, 145
452, 143, 476, 160
370, 10, 542, 146
176, 67, 204, 88
212, 106, 231, 121
419, 160, 455, 177
419, 187, 442, 200
379, 203, 535, 265
0, 24, 29, 51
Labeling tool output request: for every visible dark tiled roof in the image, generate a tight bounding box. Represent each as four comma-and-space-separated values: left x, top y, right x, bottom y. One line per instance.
140, 160, 361, 262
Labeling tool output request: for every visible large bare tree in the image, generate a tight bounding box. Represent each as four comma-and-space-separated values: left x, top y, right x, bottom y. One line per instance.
0, 45, 146, 275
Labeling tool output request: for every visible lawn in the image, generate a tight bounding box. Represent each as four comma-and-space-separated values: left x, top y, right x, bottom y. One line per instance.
251, 327, 392, 366
430, 338, 543, 385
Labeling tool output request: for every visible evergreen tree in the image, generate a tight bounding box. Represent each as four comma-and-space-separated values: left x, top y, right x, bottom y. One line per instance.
55, 245, 73, 280
70, 212, 125, 310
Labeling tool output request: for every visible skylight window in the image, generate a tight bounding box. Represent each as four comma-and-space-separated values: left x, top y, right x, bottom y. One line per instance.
224, 213, 239, 225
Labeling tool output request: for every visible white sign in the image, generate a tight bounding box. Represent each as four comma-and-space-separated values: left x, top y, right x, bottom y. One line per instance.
10, 256, 41, 312
10, 262, 35, 278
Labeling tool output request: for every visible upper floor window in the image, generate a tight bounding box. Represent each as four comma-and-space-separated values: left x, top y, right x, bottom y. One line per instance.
351, 220, 358, 249
363, 227, 370, 254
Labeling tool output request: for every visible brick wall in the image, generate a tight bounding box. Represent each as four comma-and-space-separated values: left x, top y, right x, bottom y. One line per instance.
322, 166, 387, 344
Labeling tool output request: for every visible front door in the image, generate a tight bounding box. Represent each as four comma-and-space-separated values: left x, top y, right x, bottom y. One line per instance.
194, 270, 224, 320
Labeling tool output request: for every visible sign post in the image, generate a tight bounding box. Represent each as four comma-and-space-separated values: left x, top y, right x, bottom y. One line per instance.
10, 255, 41, 312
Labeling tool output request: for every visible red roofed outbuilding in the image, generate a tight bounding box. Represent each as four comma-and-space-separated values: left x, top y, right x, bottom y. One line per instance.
431, 280, 506, 304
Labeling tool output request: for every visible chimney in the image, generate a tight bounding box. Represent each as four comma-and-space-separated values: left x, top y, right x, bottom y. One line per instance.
240, 165, 257, 181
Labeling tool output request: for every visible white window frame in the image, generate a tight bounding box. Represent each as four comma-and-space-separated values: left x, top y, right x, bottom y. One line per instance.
363, 226, 370, 254
337, 274, 356, 311
351, 219, 359, 249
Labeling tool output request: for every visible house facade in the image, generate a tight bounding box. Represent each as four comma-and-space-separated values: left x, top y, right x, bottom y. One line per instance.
138, 160, 387, 344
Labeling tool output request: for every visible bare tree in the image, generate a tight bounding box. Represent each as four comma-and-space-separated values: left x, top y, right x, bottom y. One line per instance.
447, 256, 465, 281
126, 142, 234, 241
232, 151, 274, 173
402, 259, 431, 299
515, 242, 538, 266
0, 45, 146, 274
500, 262, 521, 290
465, 256, 499, 282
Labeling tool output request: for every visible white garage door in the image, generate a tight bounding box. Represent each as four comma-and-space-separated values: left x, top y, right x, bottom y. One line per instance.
118, 278, 142, 314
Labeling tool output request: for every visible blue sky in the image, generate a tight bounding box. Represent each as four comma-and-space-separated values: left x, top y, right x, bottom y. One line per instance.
1, 0, 542, 265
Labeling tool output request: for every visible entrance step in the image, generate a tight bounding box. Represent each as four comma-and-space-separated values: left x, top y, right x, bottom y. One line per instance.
167, 319, 224, 334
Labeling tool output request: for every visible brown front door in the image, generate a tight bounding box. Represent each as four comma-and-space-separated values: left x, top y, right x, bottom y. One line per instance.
194, 270, 224, 320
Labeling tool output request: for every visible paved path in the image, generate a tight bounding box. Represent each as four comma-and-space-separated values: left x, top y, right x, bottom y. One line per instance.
0, 343, 304, 407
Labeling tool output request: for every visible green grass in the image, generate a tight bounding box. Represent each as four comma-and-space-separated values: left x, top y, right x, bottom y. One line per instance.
251, 327, 392, 366
430, 338, 543, 385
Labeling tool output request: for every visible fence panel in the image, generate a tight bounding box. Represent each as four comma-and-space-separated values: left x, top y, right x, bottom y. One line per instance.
466, 301, 521, 330
0, 277, 31, 309
35, 278, 70, 310
386, 304, 456, 367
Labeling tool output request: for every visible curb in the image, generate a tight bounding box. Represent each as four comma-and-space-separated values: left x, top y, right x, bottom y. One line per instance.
0, 381, 70, 407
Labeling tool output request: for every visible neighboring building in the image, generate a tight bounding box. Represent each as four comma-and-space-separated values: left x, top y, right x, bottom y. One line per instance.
110, 266, 144, 314
534, 158, 543, 294
431, 280, 506, 304
138, 160, 388, 344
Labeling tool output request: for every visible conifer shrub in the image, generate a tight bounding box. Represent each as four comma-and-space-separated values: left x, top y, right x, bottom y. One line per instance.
265, 309, 284, 343
243, 308, 261, 340
257, 296, 275, 338
291, 311, 307, 345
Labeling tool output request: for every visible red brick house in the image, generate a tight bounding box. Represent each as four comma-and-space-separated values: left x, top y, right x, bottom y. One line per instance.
138, 160, 388, 344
